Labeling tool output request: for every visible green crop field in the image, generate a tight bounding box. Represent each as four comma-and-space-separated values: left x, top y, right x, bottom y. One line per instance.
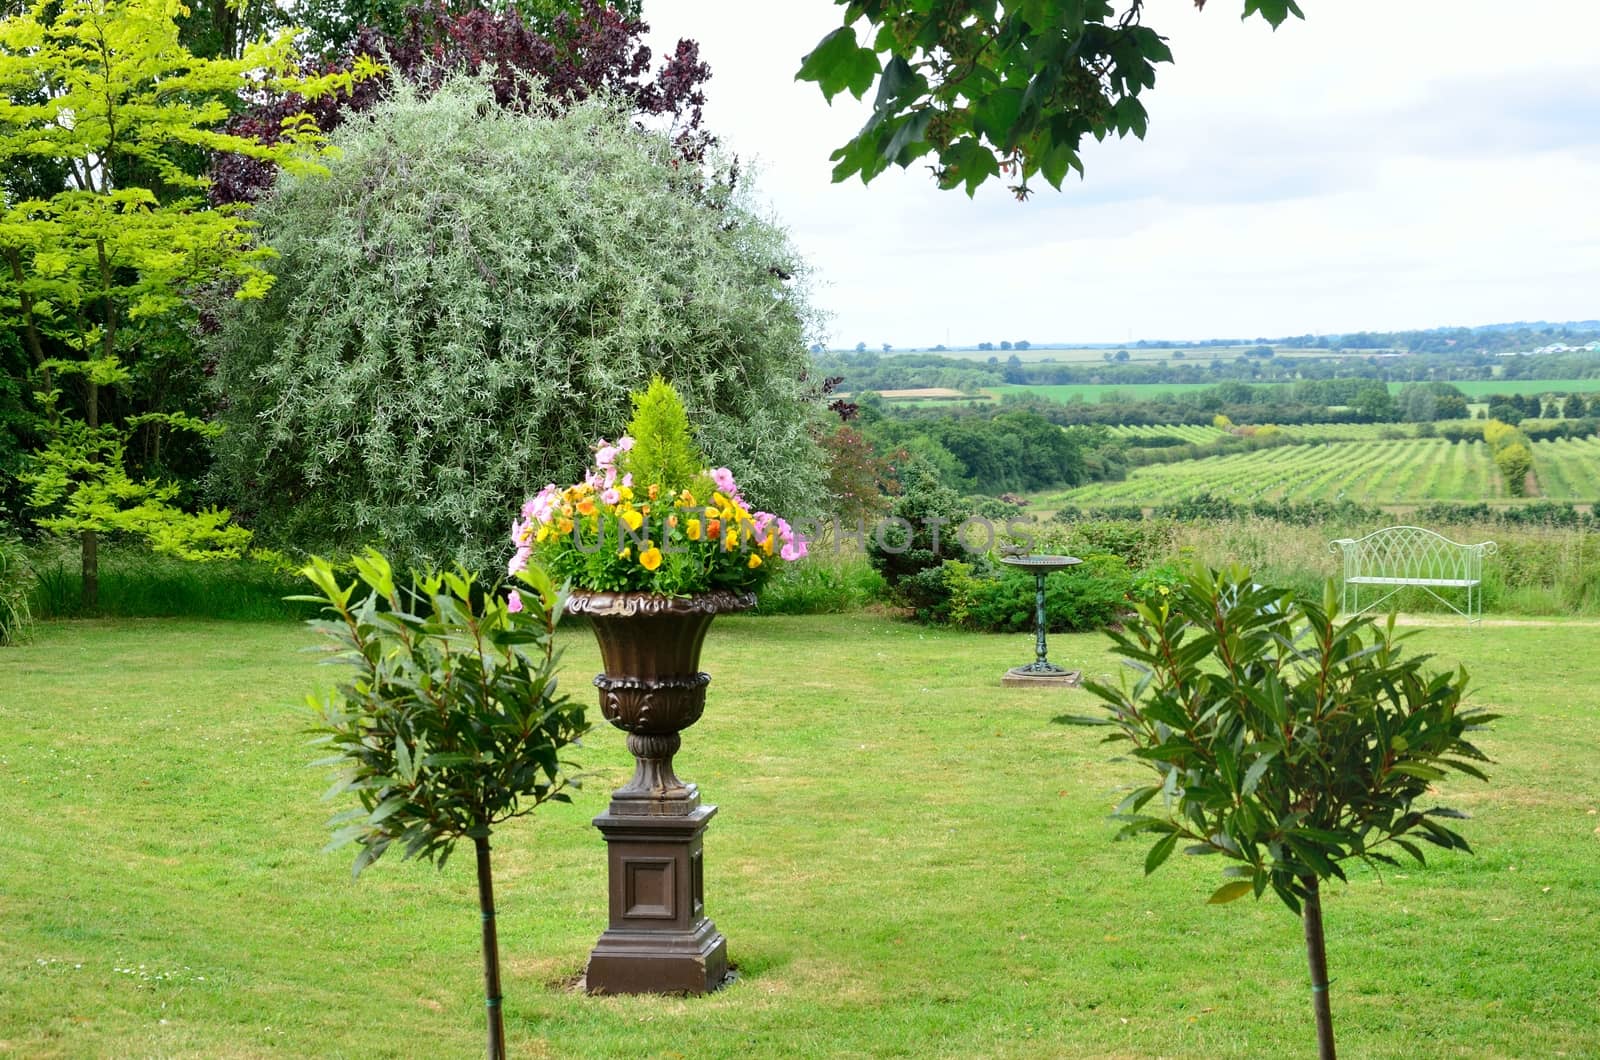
1439, 378, 1600, 398
1106, 424, 1439, 444
1038, 436, 1600, 509
1106, 424, 1225, 443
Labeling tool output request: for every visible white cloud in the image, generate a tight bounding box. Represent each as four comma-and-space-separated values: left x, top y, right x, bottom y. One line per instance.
645, 1, 1600, 345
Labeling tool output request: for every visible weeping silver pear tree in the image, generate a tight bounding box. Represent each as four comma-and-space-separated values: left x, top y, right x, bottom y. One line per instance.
207, 75, 827, 571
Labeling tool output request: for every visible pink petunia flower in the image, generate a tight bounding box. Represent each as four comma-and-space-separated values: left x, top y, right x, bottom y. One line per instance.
507, 590, 524, 613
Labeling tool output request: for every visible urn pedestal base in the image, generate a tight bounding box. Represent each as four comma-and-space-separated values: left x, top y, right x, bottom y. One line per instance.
584, 805, 728, 995
569, 589, 753, 997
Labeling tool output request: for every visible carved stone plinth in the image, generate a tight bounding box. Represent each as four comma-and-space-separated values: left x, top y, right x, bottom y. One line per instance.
568, 589, 754, 995
584, 805, 727, 995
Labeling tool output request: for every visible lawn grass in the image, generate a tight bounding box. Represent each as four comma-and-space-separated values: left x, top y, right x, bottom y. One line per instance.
2, 614, 1597, 1058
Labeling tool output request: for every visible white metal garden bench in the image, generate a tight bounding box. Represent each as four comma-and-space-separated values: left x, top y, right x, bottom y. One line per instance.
1328, 526, 1497, 626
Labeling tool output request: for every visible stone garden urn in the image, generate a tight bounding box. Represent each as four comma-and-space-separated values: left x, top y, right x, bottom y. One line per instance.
567, 587, 755, 995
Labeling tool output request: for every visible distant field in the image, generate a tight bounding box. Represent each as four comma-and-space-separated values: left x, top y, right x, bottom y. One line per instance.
867, 379, 1600, 407
1035, 436, 1600, 509
874, 387, 970, 400
988, 382, 1223, 403
1438, 379, 1600, 398
851, 345, 1396, 365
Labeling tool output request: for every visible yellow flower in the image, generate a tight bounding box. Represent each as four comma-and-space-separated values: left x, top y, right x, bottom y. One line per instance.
621, 509, 643, 532
725, 528, 739, 549
576, 498, 596, 516
678, 489, 696, 506
686, 518, 702, 541
535, 524, 552, 543
640, 546, 663, 572
760, 532, 775, 555
712, 491, 730, 509
618, 546, 631, 560
747, 553, 762, 569
617, 485, 634, 502
556, 518, 573, 535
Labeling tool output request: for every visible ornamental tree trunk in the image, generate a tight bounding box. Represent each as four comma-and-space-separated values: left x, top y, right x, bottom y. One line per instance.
1301, 875, 1336, 1060
475, 835, 506, 1060
81, 378, 100, 611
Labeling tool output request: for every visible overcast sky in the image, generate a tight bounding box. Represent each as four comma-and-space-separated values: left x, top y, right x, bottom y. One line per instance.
644, 1, 1600, 348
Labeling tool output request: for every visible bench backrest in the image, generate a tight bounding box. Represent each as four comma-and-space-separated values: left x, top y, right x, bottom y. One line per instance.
1328, 526, 1497, 583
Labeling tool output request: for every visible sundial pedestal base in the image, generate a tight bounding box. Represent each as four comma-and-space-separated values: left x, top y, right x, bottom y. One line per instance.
1002, 666, 1082, 689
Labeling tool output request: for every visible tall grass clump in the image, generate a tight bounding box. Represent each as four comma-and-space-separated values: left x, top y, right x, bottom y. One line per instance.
28, 545, 314, 621
753, 551, 886, 615
0, 537, 34, 644
1170, 518, 1600, 617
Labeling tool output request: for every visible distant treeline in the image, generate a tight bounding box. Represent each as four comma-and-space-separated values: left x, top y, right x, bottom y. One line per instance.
820, 344, 1600, 394
853, 405, 1127, 496
850, 376, 1600, 432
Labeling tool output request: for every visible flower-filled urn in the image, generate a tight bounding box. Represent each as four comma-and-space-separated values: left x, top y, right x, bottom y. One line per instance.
508, 377, 805, 996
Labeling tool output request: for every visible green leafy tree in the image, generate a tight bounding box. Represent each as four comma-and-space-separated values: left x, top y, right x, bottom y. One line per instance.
1484, 418, 1534, 497
1397, 383, 1437, 423
1486, 401, 1520, 426
1065, 567, 1492, 1060
1493, 441, 1534, 497
208, 76, 826, 570
1353, 380, 1396, 422
301, 551, 588, 1060
0, 0, 362, 605
797, 1, 1303, 196
1562, 393, 1585, 419
1433, 389, 1469, 420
